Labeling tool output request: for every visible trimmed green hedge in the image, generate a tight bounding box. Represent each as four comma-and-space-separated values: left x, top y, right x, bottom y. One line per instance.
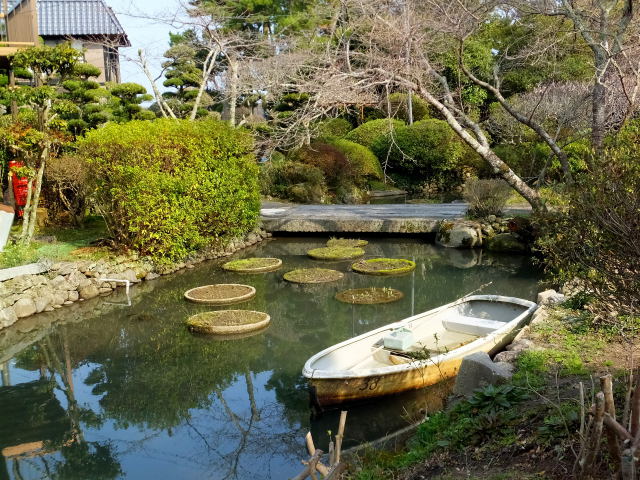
372, 119, 464, 181
385, 93, 430, 122
331, 139, 383, 180
314, 118, 353, 140
345, 119, 405, 149
77, 118, 260, 261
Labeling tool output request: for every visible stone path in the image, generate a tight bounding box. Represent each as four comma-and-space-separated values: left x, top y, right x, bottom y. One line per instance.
261, 202, 469, 233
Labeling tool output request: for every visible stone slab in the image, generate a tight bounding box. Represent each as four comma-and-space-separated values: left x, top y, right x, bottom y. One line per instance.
261, 203, 468, 233
0, 263, 49, 282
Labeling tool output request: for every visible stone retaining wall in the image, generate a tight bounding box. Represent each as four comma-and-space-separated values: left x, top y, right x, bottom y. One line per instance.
0, 228, 271, 330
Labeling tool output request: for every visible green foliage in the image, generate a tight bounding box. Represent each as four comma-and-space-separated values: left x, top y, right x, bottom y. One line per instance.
313, 117, 353, 140
76, 118, 260, 261
463, 178, 512, 218
536, 122, 640, 318
385, 93, 430, 122
12, 43, 81, 80
344, 118, 404, 149
372, 119, 465, 185
330, 139, 383, 180
259, 159, 327, 203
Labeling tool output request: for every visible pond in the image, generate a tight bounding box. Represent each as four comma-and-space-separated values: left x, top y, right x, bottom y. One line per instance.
0, 236, 540, 479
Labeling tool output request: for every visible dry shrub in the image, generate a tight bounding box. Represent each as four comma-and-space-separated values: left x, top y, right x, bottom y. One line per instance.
463, 178, 512, 218
44, 154, 90, 225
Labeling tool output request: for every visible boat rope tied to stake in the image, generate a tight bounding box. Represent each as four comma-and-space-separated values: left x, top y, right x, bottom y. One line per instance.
293, 411, 348, 479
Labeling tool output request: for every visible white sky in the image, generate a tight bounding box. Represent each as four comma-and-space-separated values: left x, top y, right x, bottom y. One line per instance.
107, 0, 185, 92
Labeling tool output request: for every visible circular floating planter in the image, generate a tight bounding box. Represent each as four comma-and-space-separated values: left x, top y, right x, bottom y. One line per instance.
186, 310, 270, 335
352, 258, 416, 276
283, 268, 344, 284
307, 246, 365, 261
336, 287, 404, 305
222, 257, 283, 273
326, 238, 368, 248
184, 284, 256, 305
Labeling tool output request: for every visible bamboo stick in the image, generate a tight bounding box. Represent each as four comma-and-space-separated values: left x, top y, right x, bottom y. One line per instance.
335, 411, 347, 464
601, 375, 622, 476
291, 450, 323, 480
303, 432, 329, 476
604, 413, 634, 442
582, 392, 606, 477
630, 382, 640, 438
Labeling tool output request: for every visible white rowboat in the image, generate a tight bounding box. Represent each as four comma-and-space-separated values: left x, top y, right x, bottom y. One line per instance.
303, 295, 537, 406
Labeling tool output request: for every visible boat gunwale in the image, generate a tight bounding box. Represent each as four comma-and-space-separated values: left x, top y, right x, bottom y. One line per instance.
302, 294, 537, 380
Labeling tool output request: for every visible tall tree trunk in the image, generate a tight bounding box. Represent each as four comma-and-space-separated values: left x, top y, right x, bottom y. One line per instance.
190, 46, 219, 121
418, 86, 545, 212
228, 57, 239, 127
592, 72, 607, 155
19, 179, 33, 245
25, 154, 46, 244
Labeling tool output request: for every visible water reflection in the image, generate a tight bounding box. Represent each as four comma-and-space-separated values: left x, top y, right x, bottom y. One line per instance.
0, 237, 540, 479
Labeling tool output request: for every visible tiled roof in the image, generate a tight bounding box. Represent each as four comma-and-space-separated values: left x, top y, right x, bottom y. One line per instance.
8, 0, 130, 46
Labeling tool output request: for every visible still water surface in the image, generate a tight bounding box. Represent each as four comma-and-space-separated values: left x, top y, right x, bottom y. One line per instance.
0, 237, 540, 479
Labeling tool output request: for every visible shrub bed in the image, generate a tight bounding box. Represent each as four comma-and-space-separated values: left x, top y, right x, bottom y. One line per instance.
77, 119, 260, 261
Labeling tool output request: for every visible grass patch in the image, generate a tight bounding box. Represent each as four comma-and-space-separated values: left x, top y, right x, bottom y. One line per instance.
283, 268, 344, 284
0, 216, 110, 269
326, 237, 368, 248
335, 287, 403, 304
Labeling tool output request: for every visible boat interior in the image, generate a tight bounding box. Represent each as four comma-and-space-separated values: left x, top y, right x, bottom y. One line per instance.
309, 299, 530, 372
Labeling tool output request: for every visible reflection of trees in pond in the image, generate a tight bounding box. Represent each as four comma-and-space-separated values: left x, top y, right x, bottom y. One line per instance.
3, 328, 121, 480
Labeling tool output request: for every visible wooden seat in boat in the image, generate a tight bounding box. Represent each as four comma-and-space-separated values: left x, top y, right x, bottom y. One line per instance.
443, 316, 506, 336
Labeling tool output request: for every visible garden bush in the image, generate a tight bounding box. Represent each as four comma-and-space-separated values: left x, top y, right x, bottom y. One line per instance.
463, 178, 512, 218
344, 118, 404, 149
313, 118, 353, 140
384, 93, 430, 122
331, 139, 383, 180
289, 142, 362, 189
371, 119, 465, 186
493, 141, 589, 182
76, 118, 260, 261
259, 159, 327, 203
536, 121, 640, 319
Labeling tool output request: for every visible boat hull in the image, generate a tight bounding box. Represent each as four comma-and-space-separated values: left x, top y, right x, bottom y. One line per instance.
308, 322, 518, 406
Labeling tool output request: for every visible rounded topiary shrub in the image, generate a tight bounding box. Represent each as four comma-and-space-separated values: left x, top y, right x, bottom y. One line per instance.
77, 118, 260, 261
259, 160, 327, 203
372, 119, 464, 182
331, 139, 383, 180
289, 142, 362, 189
384, 93, 430, 122
314, 118, 353, 140
345, 119, 405, 149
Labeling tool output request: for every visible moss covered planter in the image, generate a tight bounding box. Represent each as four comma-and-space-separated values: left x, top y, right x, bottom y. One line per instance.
184, 284, 256, 305
335, 287, 404, 304
351, 258, 416, 276
307, 246, 365, 261
283, 268, 344, 284
186, 310, 270, 335
326, 238, 368, 248
222, 257, 283, 273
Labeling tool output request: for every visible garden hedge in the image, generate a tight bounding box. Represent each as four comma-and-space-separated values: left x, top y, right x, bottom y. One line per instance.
77, 118, 260, 261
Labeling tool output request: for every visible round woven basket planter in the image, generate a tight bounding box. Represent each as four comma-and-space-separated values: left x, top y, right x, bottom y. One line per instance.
186, 310, 270, 335
307, 246, 365, 261
351, 258, 416, 276
222, 257, 283, 273
326, 238, 368, 248
283, 268, 344, 284
336, 287, 404, 304
184, 284, 256, 305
